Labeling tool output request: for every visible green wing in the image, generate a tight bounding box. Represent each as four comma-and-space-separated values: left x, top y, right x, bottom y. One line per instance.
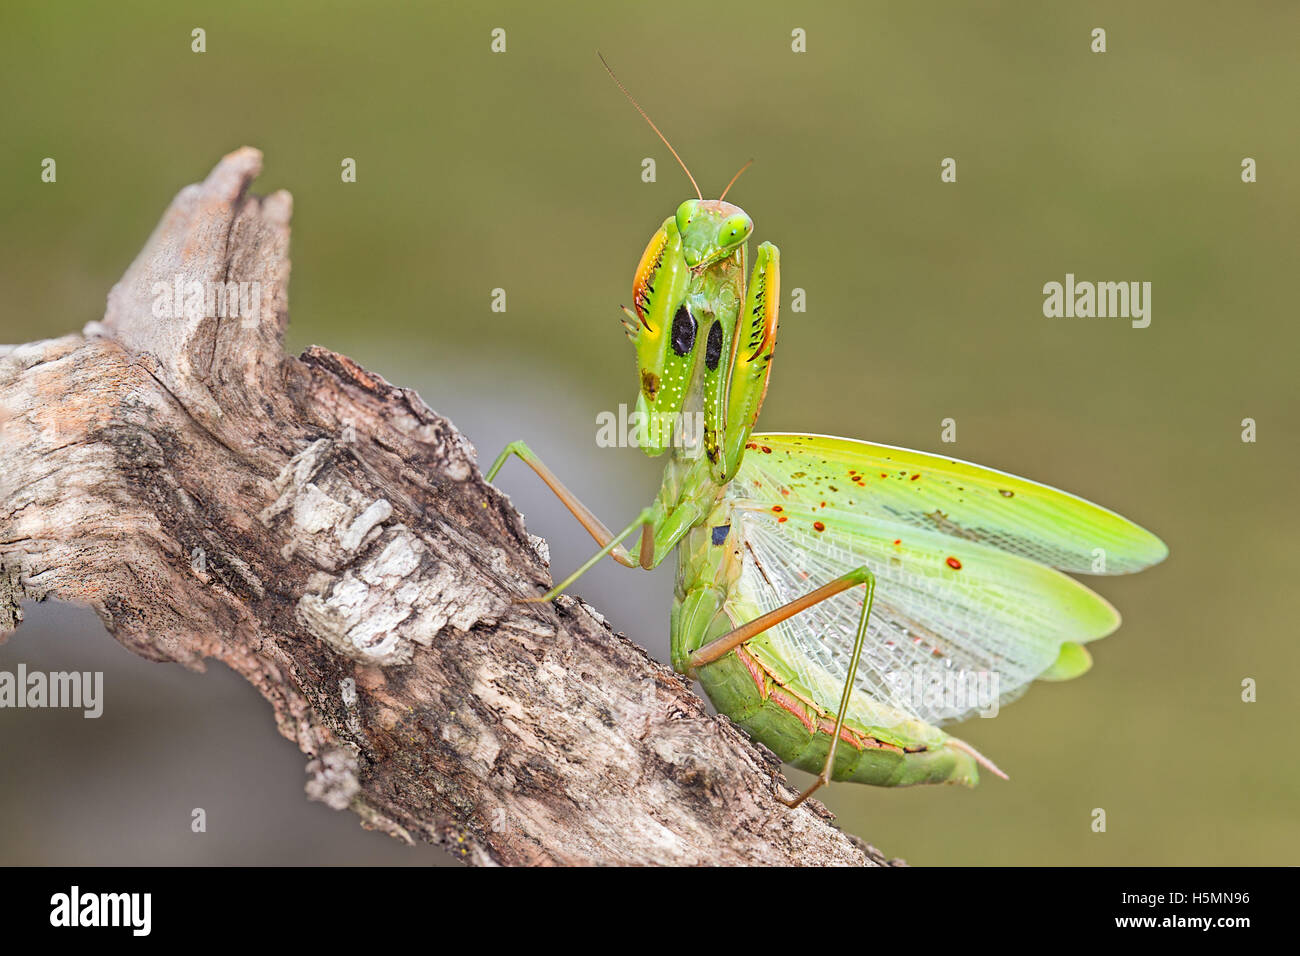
744, 433, 1168, 574
724, 434, 1167, 729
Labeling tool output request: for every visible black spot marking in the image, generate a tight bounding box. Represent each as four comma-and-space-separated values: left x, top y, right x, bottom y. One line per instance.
671, 306, 697, 356
705, 320, 724, 370
641, 370, 660, 401
711, 525, 731, 546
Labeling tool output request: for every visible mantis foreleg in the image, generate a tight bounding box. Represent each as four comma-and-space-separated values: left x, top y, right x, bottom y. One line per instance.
688, 566, 876, 809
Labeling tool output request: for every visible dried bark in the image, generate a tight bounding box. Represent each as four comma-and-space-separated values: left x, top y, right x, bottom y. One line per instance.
0, 148, 899, 866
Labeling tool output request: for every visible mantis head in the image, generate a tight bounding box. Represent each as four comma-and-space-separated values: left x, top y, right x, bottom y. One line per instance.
674, 199, 753, 269
598, 52, 754, 273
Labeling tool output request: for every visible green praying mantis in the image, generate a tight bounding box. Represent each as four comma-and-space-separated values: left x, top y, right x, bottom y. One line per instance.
487, 57, 1168, 809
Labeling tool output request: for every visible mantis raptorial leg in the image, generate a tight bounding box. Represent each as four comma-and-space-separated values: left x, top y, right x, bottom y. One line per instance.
688, 566, 876, 809
486, 440, 655, 571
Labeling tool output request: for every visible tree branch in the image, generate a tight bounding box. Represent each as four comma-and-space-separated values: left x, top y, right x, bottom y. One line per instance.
0, 148, 898, 866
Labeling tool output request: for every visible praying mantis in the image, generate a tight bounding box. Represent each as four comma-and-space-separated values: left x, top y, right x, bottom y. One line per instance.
486, 57, 1168, 809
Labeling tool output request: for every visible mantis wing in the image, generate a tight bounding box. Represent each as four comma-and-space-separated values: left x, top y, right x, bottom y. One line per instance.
725, 435, 1166, 728
744, 433, 1168, 574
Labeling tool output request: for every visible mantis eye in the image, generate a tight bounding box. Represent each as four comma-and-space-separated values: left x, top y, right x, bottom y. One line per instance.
721, 214, 753, 245
675, 200, 696, 235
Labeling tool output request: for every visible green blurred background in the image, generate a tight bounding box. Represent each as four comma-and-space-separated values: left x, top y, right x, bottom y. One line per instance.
1, 1, 1296, 865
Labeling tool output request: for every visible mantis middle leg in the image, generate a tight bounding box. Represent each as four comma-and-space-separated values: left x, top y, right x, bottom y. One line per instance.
486, 439, 656, 570
488, 440, 664, 601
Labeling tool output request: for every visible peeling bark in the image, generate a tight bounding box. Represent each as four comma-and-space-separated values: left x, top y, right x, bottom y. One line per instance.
0, 148, 900, 866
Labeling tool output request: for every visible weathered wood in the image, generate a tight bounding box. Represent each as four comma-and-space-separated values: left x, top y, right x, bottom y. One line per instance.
0, 148, 898, 866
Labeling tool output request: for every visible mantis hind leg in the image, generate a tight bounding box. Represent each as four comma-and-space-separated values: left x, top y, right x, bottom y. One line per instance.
688, 566, 876, 810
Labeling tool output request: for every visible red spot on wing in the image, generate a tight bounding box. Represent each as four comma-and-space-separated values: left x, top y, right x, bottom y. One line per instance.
946, 556, 962, 570
813, 521, 825, 532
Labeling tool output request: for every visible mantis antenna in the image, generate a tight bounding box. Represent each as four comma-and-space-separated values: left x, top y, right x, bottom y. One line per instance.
719, 159, 753, 201
598, 52, 702, 201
